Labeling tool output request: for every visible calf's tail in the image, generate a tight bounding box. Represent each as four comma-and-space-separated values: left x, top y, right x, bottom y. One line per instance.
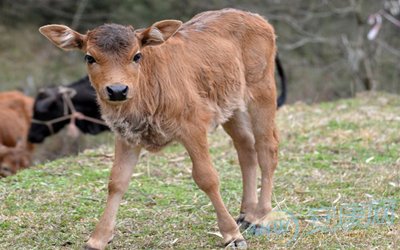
275, 54, 287, 108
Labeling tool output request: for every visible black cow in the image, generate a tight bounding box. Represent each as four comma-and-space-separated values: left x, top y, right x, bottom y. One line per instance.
28, 76, 109, 143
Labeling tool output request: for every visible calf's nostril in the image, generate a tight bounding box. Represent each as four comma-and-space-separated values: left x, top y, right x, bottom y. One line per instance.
121, 86, 128, 96
106, 86, 114, 95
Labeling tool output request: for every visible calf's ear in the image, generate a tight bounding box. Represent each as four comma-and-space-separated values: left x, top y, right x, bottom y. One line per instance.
137, 20, 182, 47
39, 25, 86, 51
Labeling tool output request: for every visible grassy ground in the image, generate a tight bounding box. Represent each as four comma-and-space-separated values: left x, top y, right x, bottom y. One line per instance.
0, 92, 399, 249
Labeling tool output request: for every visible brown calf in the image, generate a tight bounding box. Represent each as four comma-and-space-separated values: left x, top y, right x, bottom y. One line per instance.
0, 91, 34, 177
40, 8, 279, 249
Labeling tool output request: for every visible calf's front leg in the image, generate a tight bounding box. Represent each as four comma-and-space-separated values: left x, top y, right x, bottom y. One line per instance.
86, 138, 141, 250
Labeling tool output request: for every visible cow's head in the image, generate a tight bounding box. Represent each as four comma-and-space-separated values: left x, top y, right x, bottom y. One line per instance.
0, 142, 31, 177
39, 21, 182, 105
28, 88, 68, 143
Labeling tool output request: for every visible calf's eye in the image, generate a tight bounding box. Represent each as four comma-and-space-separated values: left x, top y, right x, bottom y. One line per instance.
84, 55, 96, 64
133, 52, 142, 63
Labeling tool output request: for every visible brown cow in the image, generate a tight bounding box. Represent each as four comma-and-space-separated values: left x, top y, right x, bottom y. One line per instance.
40, 8, 279, 249
0, 91, 34, 177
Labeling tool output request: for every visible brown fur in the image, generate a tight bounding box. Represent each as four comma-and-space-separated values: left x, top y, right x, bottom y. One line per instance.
40, 8, 279, 249
88, 24, 136, 56
0, 91, 34, 177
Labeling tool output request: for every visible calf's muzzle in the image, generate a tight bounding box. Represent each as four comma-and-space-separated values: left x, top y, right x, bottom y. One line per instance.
106, 84, 129, 101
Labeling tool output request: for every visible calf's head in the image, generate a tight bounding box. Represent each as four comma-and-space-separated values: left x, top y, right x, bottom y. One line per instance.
0, 142, 31, 177
39, 21, 182, 104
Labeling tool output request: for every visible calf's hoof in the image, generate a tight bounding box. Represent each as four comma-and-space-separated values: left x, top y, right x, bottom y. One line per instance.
84, 238, 111, 250
84, 233, 114, 250
236, 212, 246, 224
224, 238, 248, 249
83, 245, 100, 250
238, 220, 252, 231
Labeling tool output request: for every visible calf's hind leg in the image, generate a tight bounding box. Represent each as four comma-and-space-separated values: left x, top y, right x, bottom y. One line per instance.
180, 126, 247, 248
222, 111, 258, 225
243, 100, 279, 228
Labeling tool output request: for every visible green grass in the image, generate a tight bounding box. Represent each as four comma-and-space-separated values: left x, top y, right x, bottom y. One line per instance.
1, 92, 400, 249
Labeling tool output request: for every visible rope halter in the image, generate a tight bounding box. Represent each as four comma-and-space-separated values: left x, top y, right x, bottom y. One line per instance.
31, 86, 107, 136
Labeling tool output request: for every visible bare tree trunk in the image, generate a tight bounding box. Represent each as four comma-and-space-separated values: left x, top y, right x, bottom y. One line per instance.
353, 0, 377, 91
71, 0, 89, 30
342, 0, 377, 91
